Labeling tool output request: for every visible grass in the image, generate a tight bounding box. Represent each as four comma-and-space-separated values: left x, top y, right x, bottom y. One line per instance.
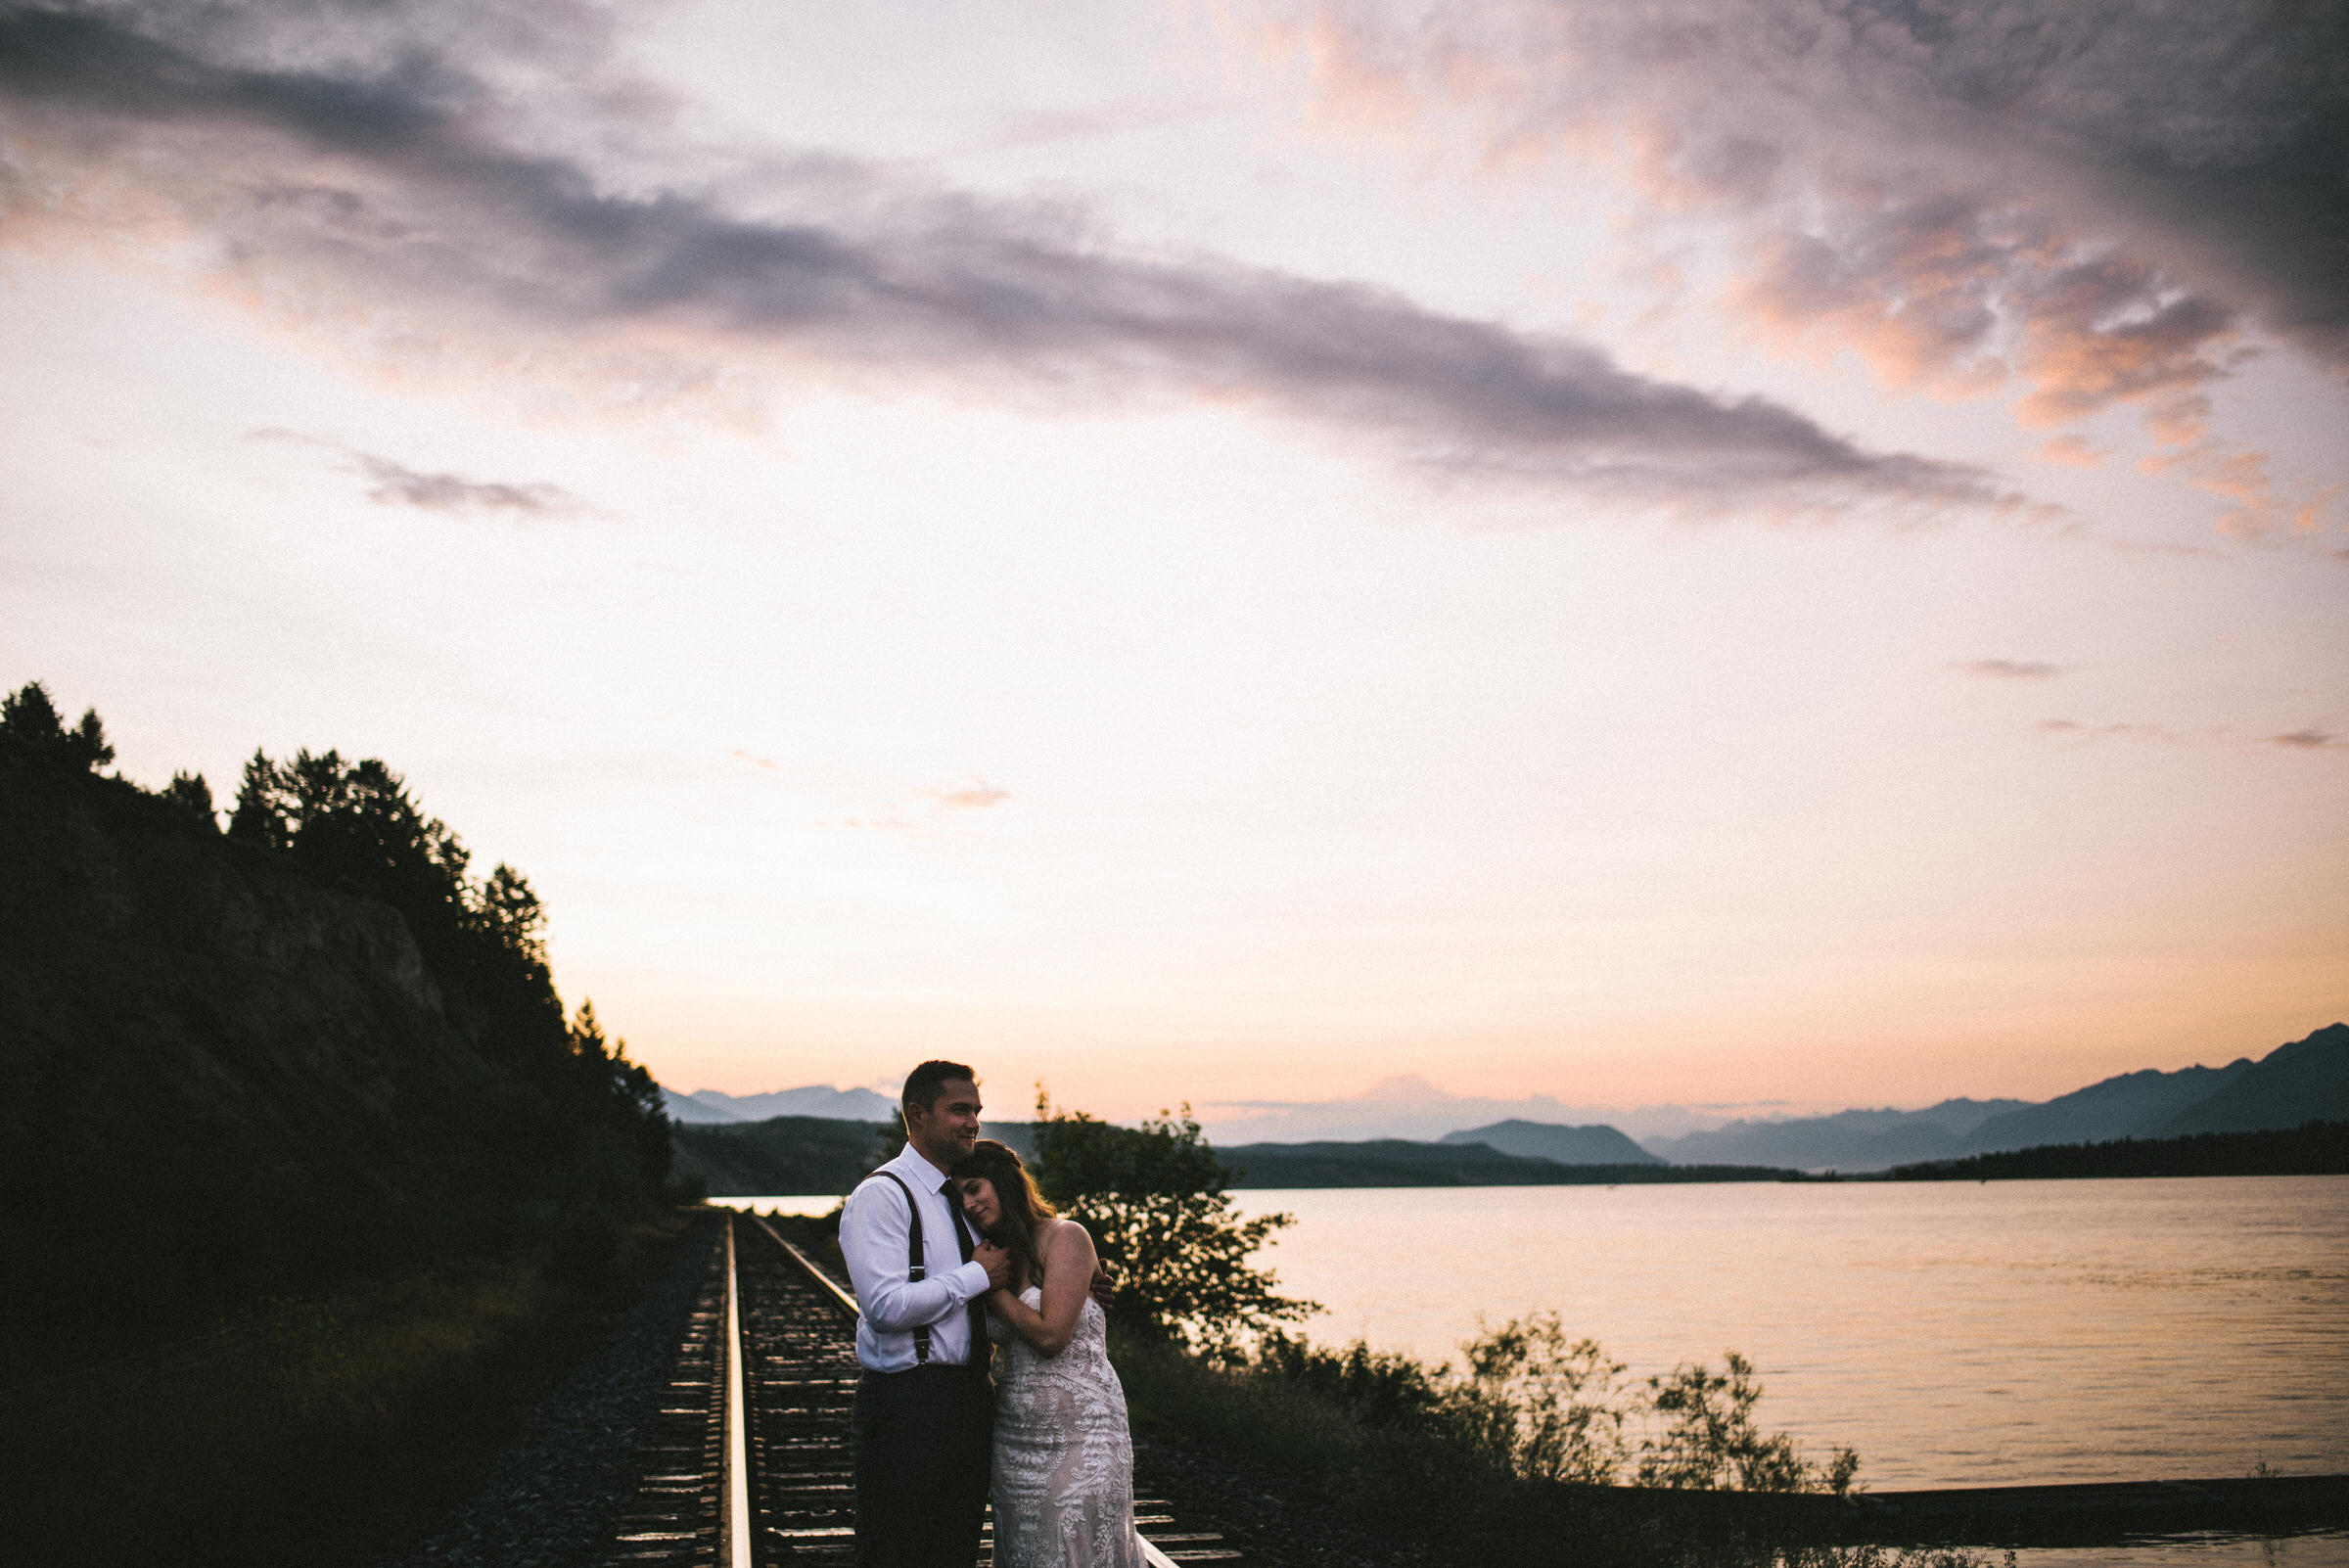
0, 1210, 696, 1568
1112, 1328, 2001, 1568
763, 1206, 2001, 1566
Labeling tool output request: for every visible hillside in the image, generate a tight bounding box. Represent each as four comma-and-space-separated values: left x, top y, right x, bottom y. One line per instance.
1954, 1059, 2254, 1155
671, 1116, 891, 1195
1887, 1121, 2349, 1181
1635, 1026, 2346, 1172
1218, 1138, 1793, 1187
1439, 1119, 1662, 1165
1644, 1098, 2025, 1172
2160, 1024, 2349, 1135
0, 687, 669, 1371
672, 1117, 1041, 1197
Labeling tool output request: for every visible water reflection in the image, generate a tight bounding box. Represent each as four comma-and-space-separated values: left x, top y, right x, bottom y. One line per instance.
1229, 1176, 2347, 1490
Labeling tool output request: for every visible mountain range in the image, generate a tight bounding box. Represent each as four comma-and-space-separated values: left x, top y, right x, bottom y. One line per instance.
657, 1021, 2346, 1173
662, 1084, 898, 1125
1642, 1024, 2344, 1170
1439, 1120, 1663, 1166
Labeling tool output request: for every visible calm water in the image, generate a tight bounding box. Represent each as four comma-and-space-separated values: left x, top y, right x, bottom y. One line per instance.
723, 1176, 2349, 1564
1229, 1177, 2349, 1491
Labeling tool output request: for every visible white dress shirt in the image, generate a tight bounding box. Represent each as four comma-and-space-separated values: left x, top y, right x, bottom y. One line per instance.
840, 1143, 993, 1371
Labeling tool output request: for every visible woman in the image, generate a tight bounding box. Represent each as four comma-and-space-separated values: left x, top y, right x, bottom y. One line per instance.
950, 1139, 1147, 1568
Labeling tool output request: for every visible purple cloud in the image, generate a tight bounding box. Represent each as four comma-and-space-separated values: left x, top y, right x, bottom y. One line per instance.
249, 429, 582, 516
1269, 0, 2347, 530
0, 0, 2007, 512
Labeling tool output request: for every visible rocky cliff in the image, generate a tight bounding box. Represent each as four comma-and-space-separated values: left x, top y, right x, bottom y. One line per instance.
0, 729, 663, 1372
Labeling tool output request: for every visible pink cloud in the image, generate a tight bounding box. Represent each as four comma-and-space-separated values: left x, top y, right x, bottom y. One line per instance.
0, 0, 2001, 514
2035, 435, 2105, 468
1257, 0, 2348, 529
2035, 718, 2183, 743
926, 780, 1010, 811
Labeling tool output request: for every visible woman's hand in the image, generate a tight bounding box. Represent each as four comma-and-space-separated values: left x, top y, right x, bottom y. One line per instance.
988, 1222, 1099, 1358
972, 1241, 1012, 1292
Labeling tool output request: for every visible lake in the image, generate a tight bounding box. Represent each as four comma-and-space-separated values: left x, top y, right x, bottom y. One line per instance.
723, 1174, 2349, 1565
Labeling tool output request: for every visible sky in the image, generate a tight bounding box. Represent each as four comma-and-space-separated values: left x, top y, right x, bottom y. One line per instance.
3, 0, 2343, 1127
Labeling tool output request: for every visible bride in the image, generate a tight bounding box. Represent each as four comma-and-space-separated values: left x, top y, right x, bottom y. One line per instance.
951, 1139, 1147, 1568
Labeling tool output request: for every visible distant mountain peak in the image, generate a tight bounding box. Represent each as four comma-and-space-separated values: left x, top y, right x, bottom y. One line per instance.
659, 1083, 898, 1125
1439, 1119, 1663, 1166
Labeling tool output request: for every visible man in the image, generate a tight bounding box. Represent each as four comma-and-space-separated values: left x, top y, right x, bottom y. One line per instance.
840, 1060, 1010, 1568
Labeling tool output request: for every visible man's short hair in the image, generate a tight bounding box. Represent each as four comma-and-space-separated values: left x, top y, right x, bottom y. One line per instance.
902, 1059, 979, 1114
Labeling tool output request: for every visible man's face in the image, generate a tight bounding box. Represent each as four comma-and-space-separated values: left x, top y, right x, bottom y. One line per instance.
905, 1078, 982, 1167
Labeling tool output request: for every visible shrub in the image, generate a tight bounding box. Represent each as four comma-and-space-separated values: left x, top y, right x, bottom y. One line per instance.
1240, 1315, 1858, 1496
1031, 1092, 1317, 1352
1458, 1312, 1635, 1484
1640, 1351, 1861, 1496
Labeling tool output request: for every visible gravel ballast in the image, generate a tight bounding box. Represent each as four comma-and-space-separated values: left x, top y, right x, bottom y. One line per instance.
382, 1213, 724, 1568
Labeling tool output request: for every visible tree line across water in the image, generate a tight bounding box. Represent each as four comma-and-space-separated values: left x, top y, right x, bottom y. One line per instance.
1880, 1120, 2348, 1181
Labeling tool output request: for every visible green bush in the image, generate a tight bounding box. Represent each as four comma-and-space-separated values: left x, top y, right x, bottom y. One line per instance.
1639, 1350, 1860, 1496
1031, 1092, 1317, 1352
1239, 1314, 1857, 1496
1116, 1327, 1976, 1568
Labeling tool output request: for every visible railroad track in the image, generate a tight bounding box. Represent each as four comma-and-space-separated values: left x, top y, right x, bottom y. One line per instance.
602, 1212, 1246, 1568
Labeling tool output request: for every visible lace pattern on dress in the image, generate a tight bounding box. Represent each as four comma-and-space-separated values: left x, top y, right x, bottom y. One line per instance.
988, 1286, 1147, 1568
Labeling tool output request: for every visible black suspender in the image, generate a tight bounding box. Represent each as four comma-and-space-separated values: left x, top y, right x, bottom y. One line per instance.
872, 1171, 934, 1363
869, 1169, 989, 1369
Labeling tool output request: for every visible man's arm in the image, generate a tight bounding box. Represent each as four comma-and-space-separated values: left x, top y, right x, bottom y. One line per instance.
838, 1177, 992, 1332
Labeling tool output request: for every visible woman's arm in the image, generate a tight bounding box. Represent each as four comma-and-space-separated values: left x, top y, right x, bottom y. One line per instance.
988, 1222, 1098, 1357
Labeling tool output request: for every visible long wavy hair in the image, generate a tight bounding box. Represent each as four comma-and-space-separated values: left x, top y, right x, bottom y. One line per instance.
951, 1138, 1057, 1290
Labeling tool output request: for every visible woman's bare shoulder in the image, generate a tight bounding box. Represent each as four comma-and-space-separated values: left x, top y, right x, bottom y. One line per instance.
1039, 1217, 1097, 1259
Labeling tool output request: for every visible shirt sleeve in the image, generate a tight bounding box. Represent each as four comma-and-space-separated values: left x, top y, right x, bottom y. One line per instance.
840, 1176, 991, 1332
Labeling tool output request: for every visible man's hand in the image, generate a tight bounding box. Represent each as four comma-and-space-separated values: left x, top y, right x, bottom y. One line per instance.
1087, 1257, 1118, 1310
974, 1241, 1012, 1292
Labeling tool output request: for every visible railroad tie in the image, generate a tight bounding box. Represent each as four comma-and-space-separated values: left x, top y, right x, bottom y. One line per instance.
600, 1215, 1256, 1567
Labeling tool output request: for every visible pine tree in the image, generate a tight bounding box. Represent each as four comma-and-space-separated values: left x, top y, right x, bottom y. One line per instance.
0, 680, 113, 771
227, 750, 292, 851
161, 770, 218, 830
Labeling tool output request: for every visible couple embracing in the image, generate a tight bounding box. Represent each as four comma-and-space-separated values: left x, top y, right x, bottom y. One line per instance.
842, 1060, 1148, 1568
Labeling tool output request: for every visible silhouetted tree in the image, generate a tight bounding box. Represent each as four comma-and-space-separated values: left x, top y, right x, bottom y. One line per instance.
227, 750, 292, 851
217, 744, 651, 1152
1, 681, 681, 1384
1636, 1353, 1860, 1495
1033, 1091, 1314, 1352
160, 770, 217, 830
480, 862, 547, 961
570, 998, 672, 1188
0, 680, 113, 771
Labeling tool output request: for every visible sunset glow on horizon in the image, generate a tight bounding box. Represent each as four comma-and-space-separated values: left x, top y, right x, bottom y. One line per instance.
4, 0, 2343, 1124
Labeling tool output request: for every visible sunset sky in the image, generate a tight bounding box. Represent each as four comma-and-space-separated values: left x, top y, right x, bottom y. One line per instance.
4, 0, 2343, 1125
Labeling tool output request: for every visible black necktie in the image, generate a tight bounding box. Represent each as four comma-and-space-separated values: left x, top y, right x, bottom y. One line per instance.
944, 1178, 990, 1368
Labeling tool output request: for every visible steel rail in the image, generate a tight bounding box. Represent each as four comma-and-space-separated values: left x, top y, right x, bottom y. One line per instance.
737, 1213, 1221, 1568
723, 1221, 752, 1568
747, 1214, 860, 1320
601, 1213, 1236, 1566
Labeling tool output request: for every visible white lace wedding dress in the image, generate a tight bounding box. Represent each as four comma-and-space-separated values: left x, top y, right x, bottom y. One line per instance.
988, 1285, 1147, 1568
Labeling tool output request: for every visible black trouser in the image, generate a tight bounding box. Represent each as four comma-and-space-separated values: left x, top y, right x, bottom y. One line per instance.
852, 1362, 993, 1568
